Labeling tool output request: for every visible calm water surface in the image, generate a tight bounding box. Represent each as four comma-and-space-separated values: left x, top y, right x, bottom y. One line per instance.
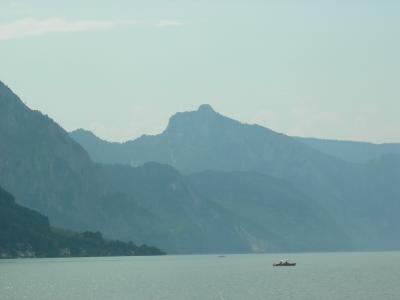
1, 252, 400, 300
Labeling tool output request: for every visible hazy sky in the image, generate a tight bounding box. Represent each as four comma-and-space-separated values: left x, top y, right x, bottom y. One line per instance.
1, 1, 399, 143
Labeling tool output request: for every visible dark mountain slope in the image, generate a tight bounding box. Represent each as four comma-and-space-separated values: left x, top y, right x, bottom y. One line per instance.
0, 81, 97, 226
0, 185, 164, 258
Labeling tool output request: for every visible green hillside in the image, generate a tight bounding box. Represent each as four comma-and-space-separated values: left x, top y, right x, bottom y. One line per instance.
0, 185, 164, 258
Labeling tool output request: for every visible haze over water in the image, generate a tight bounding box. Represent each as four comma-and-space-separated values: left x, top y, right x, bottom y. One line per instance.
1, 252, 400, 300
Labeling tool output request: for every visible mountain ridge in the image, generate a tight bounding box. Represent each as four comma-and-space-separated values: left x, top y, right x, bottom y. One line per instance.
295, 136, 400, 163
0, 83, 358, 253
70, 104, 400, 250
1, 82, 281, 254
3, 81, 399, 252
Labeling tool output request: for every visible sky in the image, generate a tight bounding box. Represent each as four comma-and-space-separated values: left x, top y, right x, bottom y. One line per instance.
0, 0, 399, 143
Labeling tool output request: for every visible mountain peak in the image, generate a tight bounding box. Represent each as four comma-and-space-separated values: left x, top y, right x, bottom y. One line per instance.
197, 104, 215, 113
71, 128, 98, 138
166, 104, 222, 133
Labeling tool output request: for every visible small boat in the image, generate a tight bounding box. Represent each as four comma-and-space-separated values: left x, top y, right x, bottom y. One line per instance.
273, 260, 296, 267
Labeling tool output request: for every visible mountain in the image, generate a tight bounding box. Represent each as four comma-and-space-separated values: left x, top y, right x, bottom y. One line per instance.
70, 129, 128, 164
71, 104, 356, 210
295, 137, 400, 163
70, 105, 355, 205
353, 154, 400, 249
70, 104, 400, 251
0, 185, 164, 258
0, 81, 286, 254
187, 170, 350, 252
71, 104, 343, 174
4, 79, 398, 252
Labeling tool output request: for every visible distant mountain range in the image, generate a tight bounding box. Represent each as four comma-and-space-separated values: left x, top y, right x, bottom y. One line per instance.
2, 81, 340, 254
71, 104, 400, 167
295, 137, 400, 164
70, 104, 400, 251
0, 82, 259, 254
1, 80, 399, 254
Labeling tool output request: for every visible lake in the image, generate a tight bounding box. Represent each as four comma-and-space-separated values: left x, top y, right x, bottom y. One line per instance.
1, 252, 399, 300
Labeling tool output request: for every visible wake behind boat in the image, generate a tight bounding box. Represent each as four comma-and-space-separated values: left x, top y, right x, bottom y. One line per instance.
273, 259, 296, 267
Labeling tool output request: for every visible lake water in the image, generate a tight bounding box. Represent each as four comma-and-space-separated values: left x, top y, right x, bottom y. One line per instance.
1, 252, 399, 300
